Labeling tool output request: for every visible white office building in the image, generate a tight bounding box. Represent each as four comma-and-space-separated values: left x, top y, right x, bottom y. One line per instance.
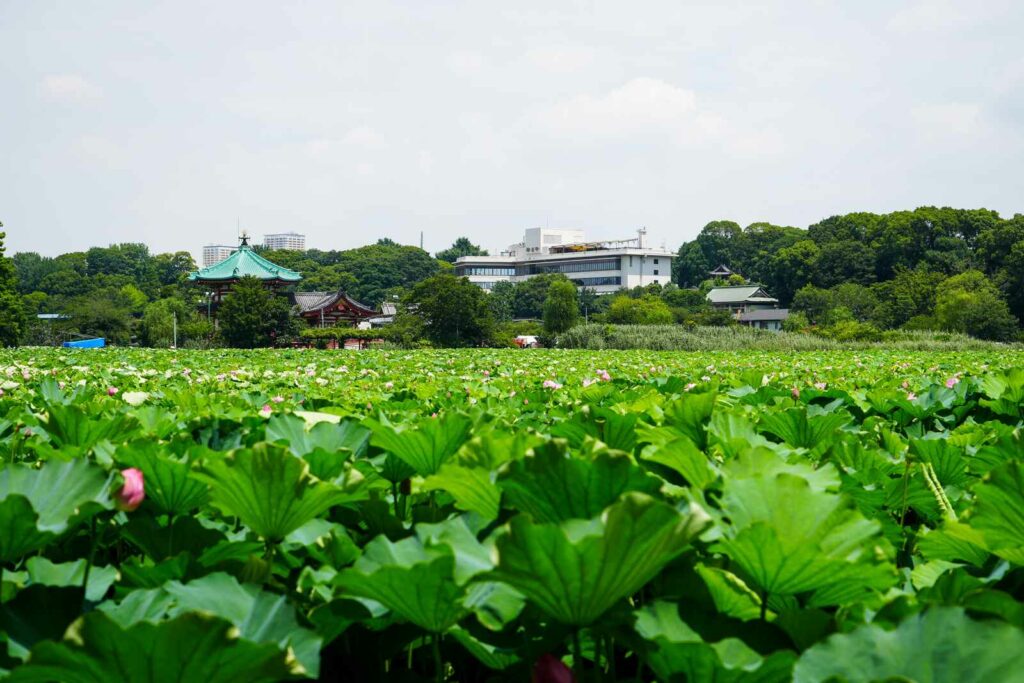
202, 244, 236, 267
454, 228, 674, 294
263, 232, 306, 251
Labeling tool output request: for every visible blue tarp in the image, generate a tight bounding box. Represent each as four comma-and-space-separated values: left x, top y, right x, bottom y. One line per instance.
63, 338, 105, 349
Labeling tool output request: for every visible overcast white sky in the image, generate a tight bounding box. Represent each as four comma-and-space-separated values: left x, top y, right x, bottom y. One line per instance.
2, 1, 1023, 259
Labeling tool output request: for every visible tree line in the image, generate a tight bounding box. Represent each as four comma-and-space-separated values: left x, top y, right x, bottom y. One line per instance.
2, 206, 1023, 348
674, 207, 1023, 341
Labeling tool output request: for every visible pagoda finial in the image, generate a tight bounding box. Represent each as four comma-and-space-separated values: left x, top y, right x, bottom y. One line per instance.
239, 230, 250, 247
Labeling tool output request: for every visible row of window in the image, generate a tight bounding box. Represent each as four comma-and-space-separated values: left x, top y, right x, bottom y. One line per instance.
457, 266, 516, 276
570, 276, 622, 287
516, 258, 621, 276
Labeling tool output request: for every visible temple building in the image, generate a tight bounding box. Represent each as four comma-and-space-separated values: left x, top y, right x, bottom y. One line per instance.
188, 236, 378, 327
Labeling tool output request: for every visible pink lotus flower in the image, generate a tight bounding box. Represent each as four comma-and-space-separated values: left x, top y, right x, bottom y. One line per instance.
260, 404, 272, 416
945, 376, 959, 389
115, 468, 145, 512
107, 387, 119, 396
483, 370, 490, 377
582, 378, 596, 388
543, 380, 563, 390
532, 654, 575, 683
598, 369, 611, 382
907, 392, 917, 400
684, 383, 697, 391
814, 382, 827, 391
384, 381, 394, 390
271, 395, 284, 403
58, 381, 66, 390
523, 398, 529, 405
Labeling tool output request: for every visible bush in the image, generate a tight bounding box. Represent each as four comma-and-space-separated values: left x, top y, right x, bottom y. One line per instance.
606, 295, 674, 325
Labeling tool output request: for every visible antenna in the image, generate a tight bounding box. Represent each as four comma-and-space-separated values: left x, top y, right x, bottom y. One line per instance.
420, 231, 424, 250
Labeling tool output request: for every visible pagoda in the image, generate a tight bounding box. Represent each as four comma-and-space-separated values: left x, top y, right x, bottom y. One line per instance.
188, 235, 302, 309
708, 264, 734, 278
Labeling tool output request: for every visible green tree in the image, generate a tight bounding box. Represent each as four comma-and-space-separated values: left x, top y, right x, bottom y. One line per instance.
605, 295, 674, 325
511, 273, 566, 319
139, 298, 193, 347
0, 226, 25, 346
768, 240, 820, 305
63, 287, 134, 344
435, 237, 489, 264
791, 285, 834, 326
934, 270, 1018, 341
218, 277, 295, 348
405, 274, 494, 347
487, 281, 515, 322
542, 278, 579, 334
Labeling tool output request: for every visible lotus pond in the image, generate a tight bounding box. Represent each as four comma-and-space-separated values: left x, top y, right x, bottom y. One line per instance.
1, 347, 1024, 682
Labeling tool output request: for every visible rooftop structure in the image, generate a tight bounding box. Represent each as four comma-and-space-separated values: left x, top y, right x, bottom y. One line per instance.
455, 228, 674, 294
189, 236, 302, 310
264, 232, 306, 251
708, 264, 734, 278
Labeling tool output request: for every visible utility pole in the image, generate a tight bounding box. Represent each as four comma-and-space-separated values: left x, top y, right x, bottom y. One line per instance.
172, 312, 178, 349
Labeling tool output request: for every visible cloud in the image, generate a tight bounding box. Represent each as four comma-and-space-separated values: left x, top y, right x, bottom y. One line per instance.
447, 51, 488, 77
912, 102, 983, 138
522, 45, 596, 74
40, 74, 101, 102
528, 77, 780, 155
887, 0, 969, 33
73, 135, 129, 168
533, 77, 697, 138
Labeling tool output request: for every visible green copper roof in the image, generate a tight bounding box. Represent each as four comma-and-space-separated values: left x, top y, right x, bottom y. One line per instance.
189, 244, 302, 283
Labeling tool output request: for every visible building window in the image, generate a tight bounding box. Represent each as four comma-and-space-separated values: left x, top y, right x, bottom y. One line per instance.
654, 258, 659, 264
653, 269, 659, 275
570, 276, 622, 287
515, 258, 621, 276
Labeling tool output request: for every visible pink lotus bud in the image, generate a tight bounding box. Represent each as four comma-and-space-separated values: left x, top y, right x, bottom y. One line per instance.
532, 654, 575, 683
791, 387, 800, 399
945, 376, 959, 389
384, 381, 394, 390
260, 404, 272, 416
107, 387, 119, 396
598, 370, 611, 382
116, 468, 145, 512
523, 398, 529, 405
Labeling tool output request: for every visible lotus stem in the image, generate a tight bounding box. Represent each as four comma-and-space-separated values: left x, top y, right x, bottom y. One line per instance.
81, 516, 99, 610
760, 590, 768, 621
432, 632, 443, 683
574, 628, 586, 683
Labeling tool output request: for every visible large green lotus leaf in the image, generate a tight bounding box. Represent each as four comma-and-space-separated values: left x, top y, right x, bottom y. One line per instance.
498, 446, 661, 523
365, 412, 472, 476
633, 600, 795, 683
917, 520, 991, 567
695, 564, 762, 622
121, 514, 226, 562
449, 627, 519, 671
37, 404, 135, 450
640, 436, 717, 490
714, 473, 894, 604
192, 444, 349, 542
115, 442, 207, 517
0, 460, 113, 562
334, 537, 468, 633
266, 413, 369, 459
163, 573, 321, 677
662, 391, 716, 450
423, 462, 500, 520
793, 607, 1024, 683
757, 407, 850, 454
0, 585, 83, 662
25, 556, 118, 603
489, 493, 709, 626
969, 460, 1024, 564
455, 429, 542, 470
6, 611, 301, 683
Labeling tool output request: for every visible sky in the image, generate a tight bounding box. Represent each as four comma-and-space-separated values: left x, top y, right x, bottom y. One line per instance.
2, 0, 1023, 260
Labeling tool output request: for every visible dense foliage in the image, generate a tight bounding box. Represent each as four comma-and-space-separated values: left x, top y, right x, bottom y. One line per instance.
675, 208, 1024, 339
1, 347, 1023, 680
0, 226, 25, 348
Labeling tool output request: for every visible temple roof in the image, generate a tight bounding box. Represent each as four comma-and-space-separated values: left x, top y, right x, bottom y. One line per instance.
293, 290, 377, 317
706, 285, 777, 304
709, 264, 734, 276
188, 244, 302, 283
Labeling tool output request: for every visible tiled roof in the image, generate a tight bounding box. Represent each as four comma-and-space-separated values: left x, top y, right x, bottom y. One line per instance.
739, 308, 790, 321
706, 286, 777, 304
188, 245, 302, 282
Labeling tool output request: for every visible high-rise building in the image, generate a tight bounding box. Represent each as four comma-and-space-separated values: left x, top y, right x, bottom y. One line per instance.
454, 228, 674, 294
263, 232, 306, 251
202, 244, 236, 267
